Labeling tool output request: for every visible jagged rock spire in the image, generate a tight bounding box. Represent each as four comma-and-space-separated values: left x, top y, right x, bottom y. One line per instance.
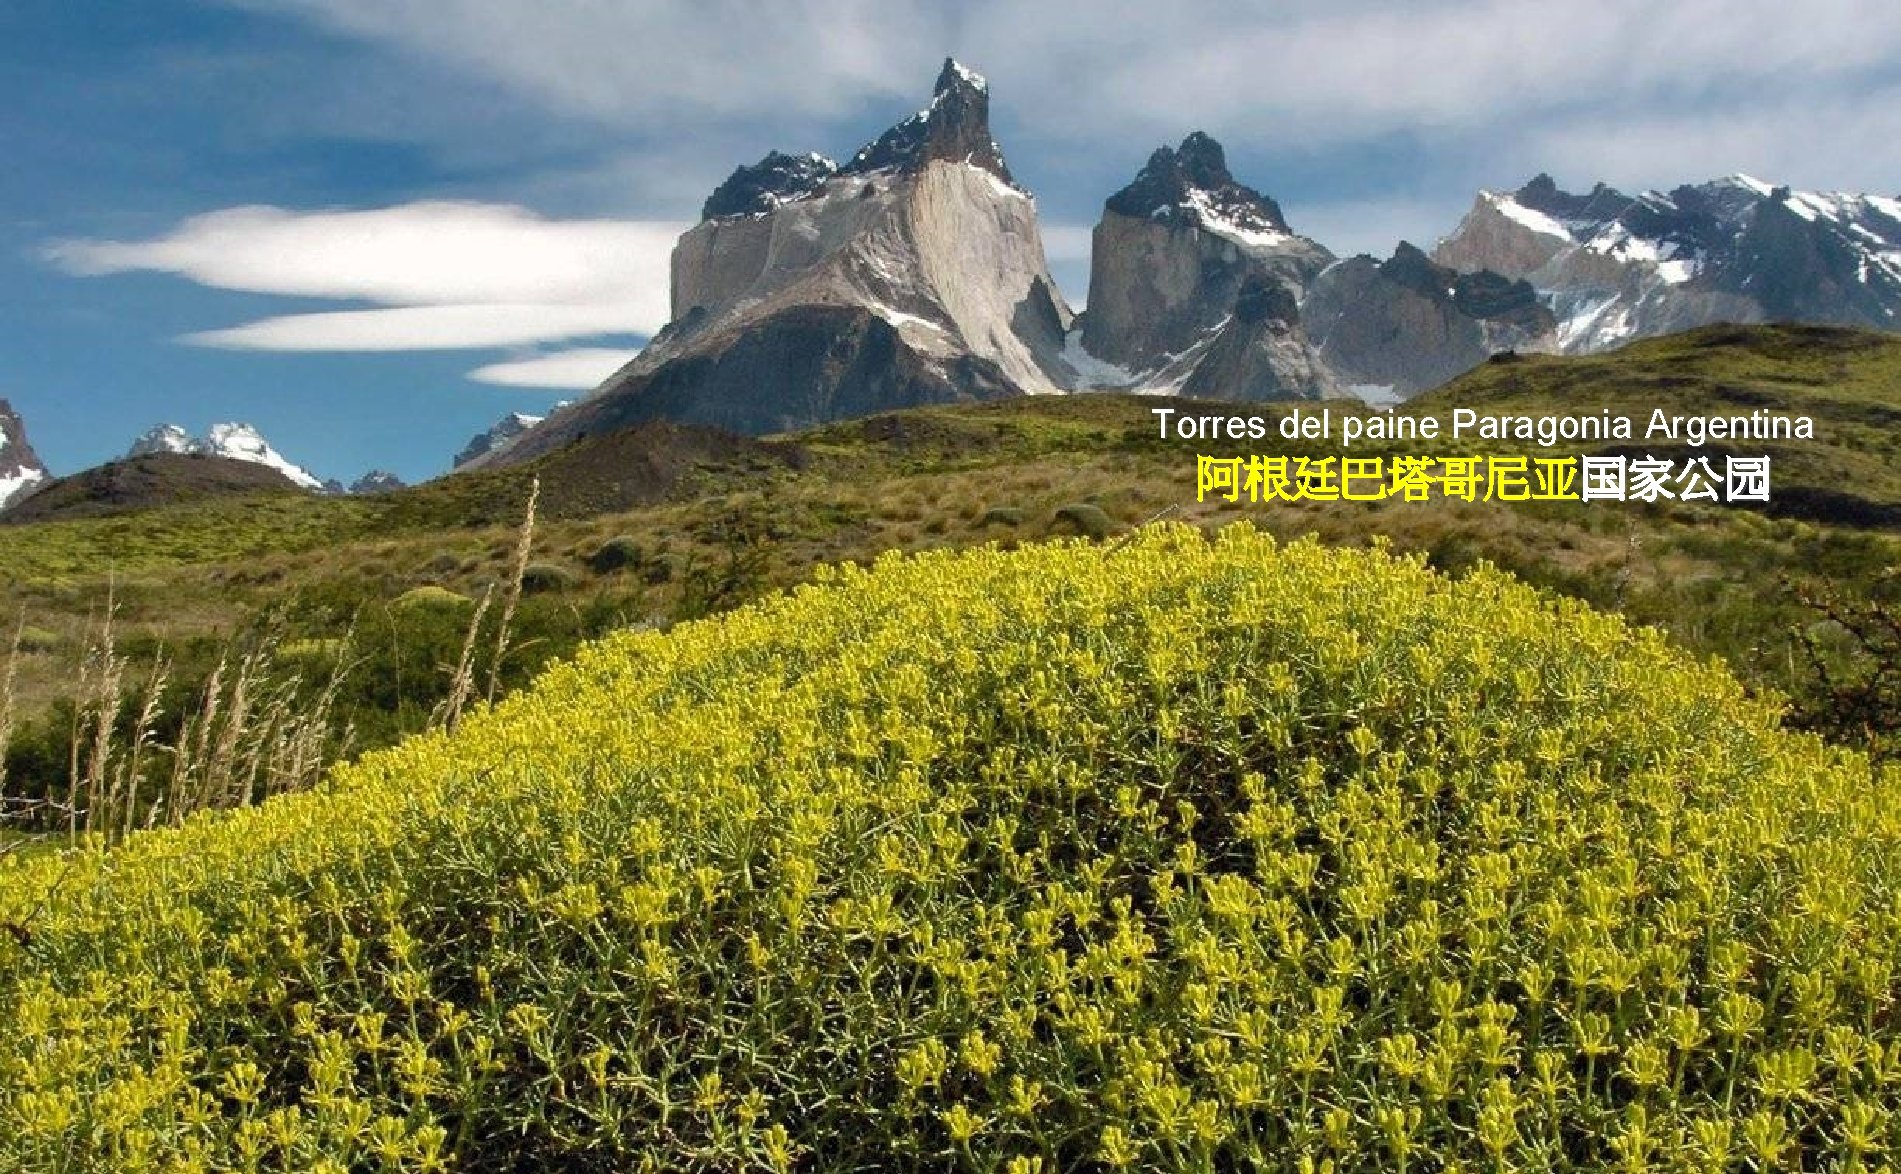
699, 59, 1014, 223
844, 58, 1013, 184
1105, 131, 1290, 237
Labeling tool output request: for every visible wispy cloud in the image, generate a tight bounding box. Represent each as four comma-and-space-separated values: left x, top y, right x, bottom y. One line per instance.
47, 202, 683, 355
246, 0, 1901, 173
468, 347, 639, 390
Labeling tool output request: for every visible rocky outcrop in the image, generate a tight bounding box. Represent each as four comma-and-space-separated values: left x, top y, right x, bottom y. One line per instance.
0, 399, 49, 510
1303, 243, 1557, 396
347, 470, 406, 495
486, 59, 1073, 463
454, 411, 545, 468
1175, 276, 1340, 401
1077, 133, 1335, 383
1434, 173, 1901, 352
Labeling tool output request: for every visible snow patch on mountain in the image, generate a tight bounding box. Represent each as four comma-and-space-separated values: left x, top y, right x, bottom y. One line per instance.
128, 424, 200, 457
454, 410, 548, 468
1436, 172, 1901, 354
0, 399, 51, 510
125, 422, 324, 490
1486, 195, 1571, 241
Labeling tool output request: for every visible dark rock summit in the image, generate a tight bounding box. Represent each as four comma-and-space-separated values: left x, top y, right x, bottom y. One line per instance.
699, 60, 1014, 225
1303, 243, 1558, 395
1077, 132, 1335, 386
702, 151, 838, 220
1105, 131, 1291, 240
843, 59, 1013, 186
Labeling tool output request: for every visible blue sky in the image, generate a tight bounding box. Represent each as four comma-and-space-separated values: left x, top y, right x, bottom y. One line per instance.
6, 0, 1900, 484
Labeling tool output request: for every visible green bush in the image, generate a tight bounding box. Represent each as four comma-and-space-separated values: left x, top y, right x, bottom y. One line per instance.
391, 585, 473, 611
518, 562, 576, 595
587, 536, 646, 575
2, 527, 1898, 1170
979, 506, 1024, 527
1052, 501, 1115, 539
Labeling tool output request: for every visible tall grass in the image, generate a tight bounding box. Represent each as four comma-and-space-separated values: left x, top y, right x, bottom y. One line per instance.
0, 610, 354, 848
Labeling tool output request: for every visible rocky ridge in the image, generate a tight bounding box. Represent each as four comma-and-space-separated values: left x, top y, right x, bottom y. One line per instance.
1434, 173, 1901, 351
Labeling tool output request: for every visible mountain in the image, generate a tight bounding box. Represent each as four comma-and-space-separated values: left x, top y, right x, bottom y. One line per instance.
1302, 242, 1557, 397
0, 399, 49, 510
1434, 173, 1901, 352
454, 70, 1901, 462
347, 471, 406, 496
1069, 132, 1338, 399
454, 411, 544, 468
126, 423, 324, 491
127, 423, 200, 457
1068, 133, 1552, 401
483, 59, 1074, 465
0, 453, 305, 526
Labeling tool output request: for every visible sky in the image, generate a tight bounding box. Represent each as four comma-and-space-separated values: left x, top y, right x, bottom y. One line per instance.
5, 1, 1900, 485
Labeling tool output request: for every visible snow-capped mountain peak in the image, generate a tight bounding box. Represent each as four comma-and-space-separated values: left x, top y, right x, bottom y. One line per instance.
454, 410, 546, 468
201, 423, 325, 490
0, 398, 50, 510
127, 423, 200, 457
1106, 131, 1296, 249
1435, 172, 1901, 351
123, 422, 325, 491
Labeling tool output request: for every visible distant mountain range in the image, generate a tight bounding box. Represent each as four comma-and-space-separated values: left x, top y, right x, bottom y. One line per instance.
125, 423, 403, 497
11, 60, 1900, 489
471, 60, 1901, 467
1435, 173, 1901, 352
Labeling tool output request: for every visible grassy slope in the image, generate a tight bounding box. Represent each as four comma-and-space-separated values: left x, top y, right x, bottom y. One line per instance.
1, 323, 1898, 741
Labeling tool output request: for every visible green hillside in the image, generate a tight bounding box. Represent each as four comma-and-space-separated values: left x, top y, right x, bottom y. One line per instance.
6, 325, 1901, 793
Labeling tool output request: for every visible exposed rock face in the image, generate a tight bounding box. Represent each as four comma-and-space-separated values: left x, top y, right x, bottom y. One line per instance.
454, 411, 545, 468
0, 399, 49, 510
702, 152, 838, 220
347, 470, 406, 495
488, 60, 1073, 462
509, 306, 1015, 455
1078, 133, 1335, 386
1434, 173, 1901, 352
1303, 244, 1558, 395
1176, 276, 1340, 402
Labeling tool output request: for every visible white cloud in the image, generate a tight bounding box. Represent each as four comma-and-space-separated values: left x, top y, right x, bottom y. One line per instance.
247, 0, 1901, 159
469, 348, 640, 390
48, 202, 684, 350
243, 0, 946, 125
1519, 90, 1901, 198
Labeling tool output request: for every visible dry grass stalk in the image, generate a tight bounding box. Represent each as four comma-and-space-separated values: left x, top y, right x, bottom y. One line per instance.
120, 653, 170, 841
0, 613, 22, 798
80, 590, 125, 839
485, 476, 540, 705
440, 584, 495, 733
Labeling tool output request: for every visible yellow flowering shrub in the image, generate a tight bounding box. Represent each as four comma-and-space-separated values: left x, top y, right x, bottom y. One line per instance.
2, 524, 1898, 1170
